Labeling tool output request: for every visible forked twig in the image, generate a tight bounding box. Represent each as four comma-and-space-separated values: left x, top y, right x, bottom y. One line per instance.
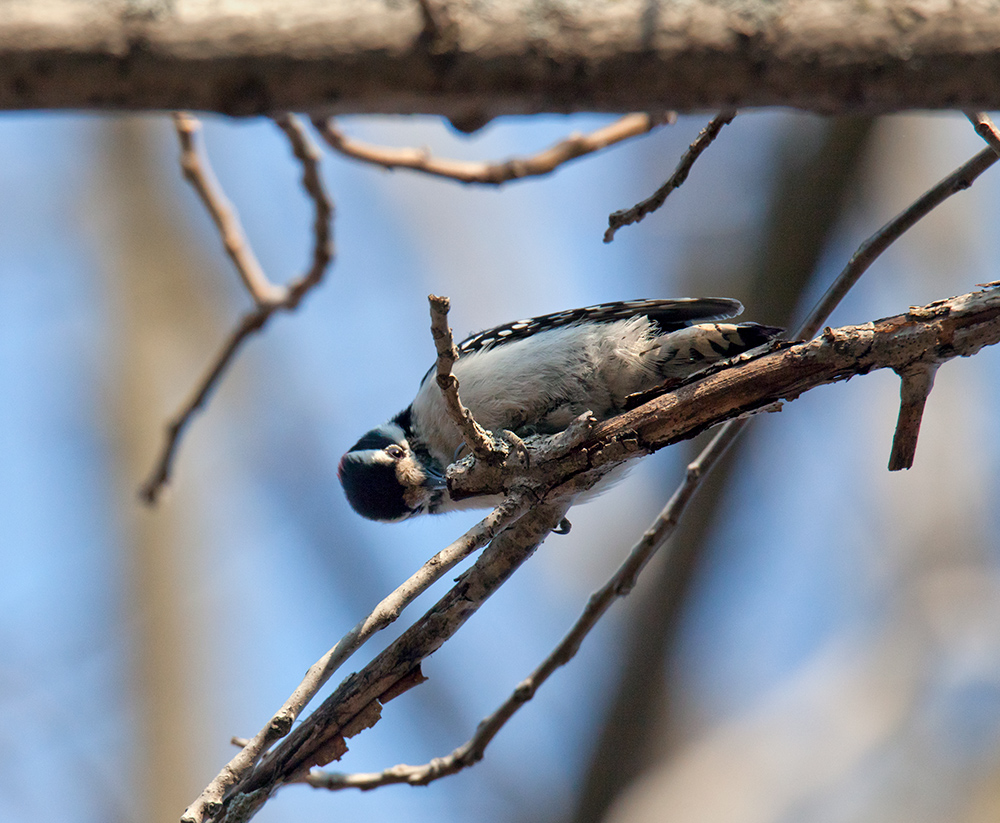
799, 113, 998, 471
604, 110, 736, 242
313, 113, 673, 184
141, 113, 334, 504
305, 423, 743, 792
181, 496, 532, 823
198, 499, 573, 821
798, 142, 999, 339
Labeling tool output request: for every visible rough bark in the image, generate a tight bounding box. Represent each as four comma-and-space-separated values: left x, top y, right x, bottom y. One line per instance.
4, 0, 1000, 117
448, 285, 1000, 502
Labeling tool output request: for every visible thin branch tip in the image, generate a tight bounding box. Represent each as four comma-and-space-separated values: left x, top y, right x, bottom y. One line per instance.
428, 294, 504, 462
604, 109, 736, 242
966, 112, 1000, 156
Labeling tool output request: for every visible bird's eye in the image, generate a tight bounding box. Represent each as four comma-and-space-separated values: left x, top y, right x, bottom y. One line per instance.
386, 445, 405, 459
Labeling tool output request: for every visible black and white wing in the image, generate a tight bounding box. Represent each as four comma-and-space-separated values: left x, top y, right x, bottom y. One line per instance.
454, 298, 743, 355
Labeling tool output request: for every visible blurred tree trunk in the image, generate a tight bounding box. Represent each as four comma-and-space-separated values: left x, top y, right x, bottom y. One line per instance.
93, 117, 226, 823
3, 2, 1000, 114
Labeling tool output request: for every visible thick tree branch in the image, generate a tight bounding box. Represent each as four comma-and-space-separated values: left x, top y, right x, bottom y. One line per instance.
448, 285, 1000, 504
5, 1, 1000, 115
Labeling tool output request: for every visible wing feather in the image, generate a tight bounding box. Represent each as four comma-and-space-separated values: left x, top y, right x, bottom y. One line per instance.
456, 298, 743, 355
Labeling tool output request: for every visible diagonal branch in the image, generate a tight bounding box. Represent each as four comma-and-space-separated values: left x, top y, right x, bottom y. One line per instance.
313, 113, 673, 184
306, 421, 745, 794
199, 498, 573, 822
181, 494, 532, 823
411, 287, 1000, 546
171, 112, 284, 306
604, 110, 736, 242
139, 308, 271, 504
141, 113, 335, 504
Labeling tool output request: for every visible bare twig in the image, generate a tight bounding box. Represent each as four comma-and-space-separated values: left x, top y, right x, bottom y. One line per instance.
274, 114, 336, 304
428, 294, 506, 462
181, 495, 532, 823
171, 112, 283, 305
313, 113, 673, 184
139, 307, 270, 503
798, 145, 999, 339
141, 113, 335, 504
604, 110, 736, 242
887, 361, 940, 471
790, 118, 999, 471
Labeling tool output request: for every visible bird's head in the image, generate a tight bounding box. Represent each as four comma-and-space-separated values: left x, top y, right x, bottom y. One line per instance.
338, 422, 444, 522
